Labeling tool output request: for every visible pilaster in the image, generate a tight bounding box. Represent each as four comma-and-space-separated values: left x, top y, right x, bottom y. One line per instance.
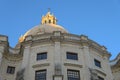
82, 45, 91, 80
53, 31, 63, 80
21, 44, 31, 80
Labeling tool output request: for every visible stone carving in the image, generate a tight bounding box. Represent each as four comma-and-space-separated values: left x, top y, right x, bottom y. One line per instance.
16, 68, 25, 80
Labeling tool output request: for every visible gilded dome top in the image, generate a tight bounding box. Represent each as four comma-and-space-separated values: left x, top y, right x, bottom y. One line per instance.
19, 11, 68, 42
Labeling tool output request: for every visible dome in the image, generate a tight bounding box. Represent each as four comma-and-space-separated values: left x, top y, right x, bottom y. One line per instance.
19, 11, 68, 42
19, 24, 68, 42
24, 24, 68, 36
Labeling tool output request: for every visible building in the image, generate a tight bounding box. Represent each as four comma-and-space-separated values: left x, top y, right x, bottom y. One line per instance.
110, 53, 120, 80
0, 11, 119, 80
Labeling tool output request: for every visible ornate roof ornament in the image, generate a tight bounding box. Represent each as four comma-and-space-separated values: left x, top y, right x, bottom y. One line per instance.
41, 10, 57, 24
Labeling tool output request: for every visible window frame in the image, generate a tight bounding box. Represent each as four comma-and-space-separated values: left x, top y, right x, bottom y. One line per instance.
7, 66, 15, 74
35, 69, 47, 80
66, 52, 78, 60
67, 69, 80, 80
36, 52, 47, 60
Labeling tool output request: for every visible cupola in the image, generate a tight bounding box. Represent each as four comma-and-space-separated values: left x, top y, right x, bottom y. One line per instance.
41, 11, 57, 24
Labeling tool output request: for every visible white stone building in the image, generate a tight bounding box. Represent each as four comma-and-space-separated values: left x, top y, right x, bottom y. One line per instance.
0, 11, 119, 80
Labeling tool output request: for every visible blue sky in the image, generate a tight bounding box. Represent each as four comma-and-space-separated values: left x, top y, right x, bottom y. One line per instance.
0, 0, 120, 60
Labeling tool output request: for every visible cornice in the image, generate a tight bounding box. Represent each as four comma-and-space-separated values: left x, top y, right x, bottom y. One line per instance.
3, 53, 22, 61
88, 40, 111, 58
22, 38, 54, 47
21, 32, 110, 57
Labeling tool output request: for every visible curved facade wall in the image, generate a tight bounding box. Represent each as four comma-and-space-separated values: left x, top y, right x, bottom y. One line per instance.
0, 32, 114, 80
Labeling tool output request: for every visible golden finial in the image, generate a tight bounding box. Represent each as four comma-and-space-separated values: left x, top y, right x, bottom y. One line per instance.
41, 9, 57, 24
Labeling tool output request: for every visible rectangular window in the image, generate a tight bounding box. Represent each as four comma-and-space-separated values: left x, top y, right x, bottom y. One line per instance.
67, 69, 80, 80
94, 59, 101, 68
37, 52, 47, 60
67, 52, 78, 60
98, 76, 104, 80
7, 66, 15, 74
35, 70, 46, 80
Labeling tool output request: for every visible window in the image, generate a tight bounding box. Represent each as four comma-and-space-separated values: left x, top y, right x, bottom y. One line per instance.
37, 52, 47, 60
7, 66, 15, 74
66, 52, 78, 60
94, 59, 101, 68
35, 70, 46, 80
67, 69, 80, 80
98, 76, 104, 80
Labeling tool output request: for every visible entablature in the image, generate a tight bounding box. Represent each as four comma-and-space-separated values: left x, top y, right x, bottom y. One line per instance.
20, 32, 110, 58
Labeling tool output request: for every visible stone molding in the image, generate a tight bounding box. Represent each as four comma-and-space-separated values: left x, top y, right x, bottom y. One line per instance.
53, 75, 63, 80
89, 68, 106, 80
22, 33, 110, 57
32, 63, 50, 68
3, 53, 22, 61
95, 69, 106, 76
64, 63, 83, 68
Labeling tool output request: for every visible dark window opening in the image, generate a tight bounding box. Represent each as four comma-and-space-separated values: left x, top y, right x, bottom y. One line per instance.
7, 66, 15, 74
35, 70, 46, 80
67, 52, 78, 60
45, 20, 47, 24
37, 52, 47, 60
94, 59, 101, 68
67, 69, 80, 80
